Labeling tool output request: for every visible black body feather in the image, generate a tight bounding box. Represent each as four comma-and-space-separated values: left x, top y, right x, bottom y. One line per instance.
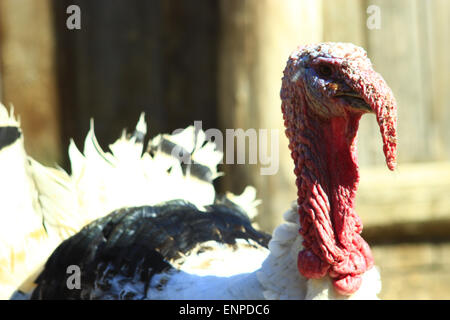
0, 126, 21, 150
30, 200, 271, 300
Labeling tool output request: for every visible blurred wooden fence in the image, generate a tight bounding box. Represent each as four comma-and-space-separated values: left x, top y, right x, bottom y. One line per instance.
0, 0, 449, 299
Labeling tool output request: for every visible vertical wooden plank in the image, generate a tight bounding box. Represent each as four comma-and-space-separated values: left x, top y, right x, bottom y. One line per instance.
218, 0, 323, 232
0, 0, 61, 165
322, 0, 366, 47
52, 0, 219, 168
364, 0, 428, 166
217, 0, 258, 204
52, 0, 166, 158
422, 0, 450, 161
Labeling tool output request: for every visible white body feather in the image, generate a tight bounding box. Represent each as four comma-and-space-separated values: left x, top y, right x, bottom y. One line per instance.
0, 103, 381, 300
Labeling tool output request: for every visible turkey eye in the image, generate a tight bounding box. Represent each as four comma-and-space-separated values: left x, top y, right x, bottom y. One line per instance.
318, 65, 333, 77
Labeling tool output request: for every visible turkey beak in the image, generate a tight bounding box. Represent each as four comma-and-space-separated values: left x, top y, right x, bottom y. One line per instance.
334, 91, 373, 113
343, 64, 398, 171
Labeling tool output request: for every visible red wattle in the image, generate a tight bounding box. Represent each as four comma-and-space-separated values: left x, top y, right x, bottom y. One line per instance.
297, 249, 329, 279
333, 274, 363, 296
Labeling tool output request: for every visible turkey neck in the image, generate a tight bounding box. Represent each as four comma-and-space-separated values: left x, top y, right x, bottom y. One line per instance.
283, 95, 373, 296
322, 114, 361, 247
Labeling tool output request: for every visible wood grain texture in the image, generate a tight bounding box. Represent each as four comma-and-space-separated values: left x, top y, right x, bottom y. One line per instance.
358, 162, 450, 230
373, 243, 450, 299
322, 0, 366, 47
0, 0, 61, 165
51, 0, 219, 169
422, 0, 450, 161
364, 0, 429, 166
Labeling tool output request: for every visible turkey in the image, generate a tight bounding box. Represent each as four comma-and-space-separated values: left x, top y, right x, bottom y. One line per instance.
1, 42, 397, 300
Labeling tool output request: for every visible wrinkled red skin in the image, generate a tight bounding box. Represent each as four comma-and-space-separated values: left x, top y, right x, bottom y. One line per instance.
281, 43, 397, 295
